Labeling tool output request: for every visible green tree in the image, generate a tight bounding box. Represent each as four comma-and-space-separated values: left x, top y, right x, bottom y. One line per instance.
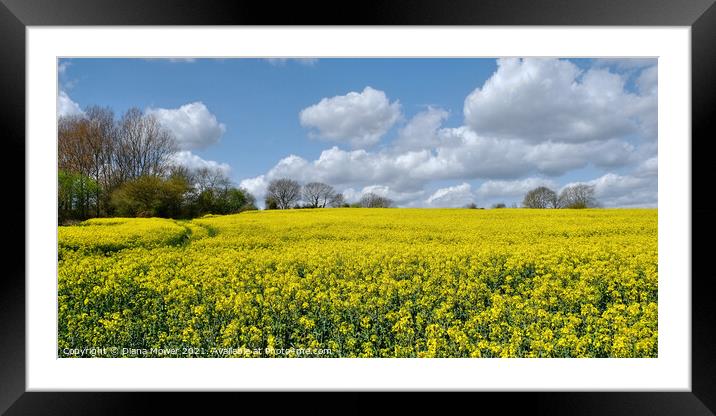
58, 169, 99, 222
111, 175, 190, 218
264, 196, 279, 210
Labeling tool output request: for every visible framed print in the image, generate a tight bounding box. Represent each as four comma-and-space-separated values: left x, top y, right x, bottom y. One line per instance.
3, 0, 716, 414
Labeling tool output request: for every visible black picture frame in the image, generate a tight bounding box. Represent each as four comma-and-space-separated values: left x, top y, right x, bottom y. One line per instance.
2, 0, 715, 414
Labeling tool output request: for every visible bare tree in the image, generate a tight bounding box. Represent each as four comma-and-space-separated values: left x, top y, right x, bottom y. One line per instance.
58, 114, 92, 176
329, 192, 346, 208
115, 108, 176, 181
522, 186, 558, 209
359, 192, 393, 208
193, 167, 231, 194
302, 182, 336, 208
558, 184, 598, 208
84, 106, 117, 215
266, 178, 301, 209
58, 108, 117, 216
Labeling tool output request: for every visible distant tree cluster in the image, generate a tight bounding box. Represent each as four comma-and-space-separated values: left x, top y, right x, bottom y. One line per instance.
522, 186, 558, 209
358, 192, 393, 208
522, 184, 598, 209
264, 178, 393, 209
265, 178, 301, 209
58, 107, 255, 223
109, 166, 256, 219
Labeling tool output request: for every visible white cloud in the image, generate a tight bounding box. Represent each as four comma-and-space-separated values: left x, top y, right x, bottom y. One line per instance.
358, 185, 425, 205
563, 170, 657, 208
146, 102, 226, 150
339, 186, 425, 206
636, 65, 658, 96
427, 127, 639, 178
239, 175, 269, 200
299, 87, 401, 148
57, 90, 83, 118
524, 139, 636, 175
476, 177, 558, 200
240, 137, 654, 207
239, 126, 645, 207
265, 58, 318, 66
242, 58, 657, 208
425, 183, 474, 207
634, 156, 658, 177
464, 58, 655, 143
393, 107, 449, 151
169, 151, 231, 177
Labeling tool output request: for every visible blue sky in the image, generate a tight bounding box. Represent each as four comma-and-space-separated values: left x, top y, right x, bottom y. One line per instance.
58, 58, 657, 208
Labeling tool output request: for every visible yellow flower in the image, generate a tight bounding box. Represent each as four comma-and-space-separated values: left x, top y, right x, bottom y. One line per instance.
58, 208, 657, 358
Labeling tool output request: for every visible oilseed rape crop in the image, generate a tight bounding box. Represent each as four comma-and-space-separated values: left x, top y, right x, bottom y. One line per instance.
58, 209, 657, 358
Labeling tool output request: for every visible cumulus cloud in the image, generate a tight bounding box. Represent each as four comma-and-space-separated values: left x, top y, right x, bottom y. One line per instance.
239, 125, 646, 207
358, 185, 425, 205
57, 90, 83, 118
393, 107, 449, 152
241, 58, 657, 208
560, 153, 658, 208
299, 87, 401, 148
425, 183, 474, 207
631, 65, 659, 141
634, 156, 658, 177
265, 58, 318, 66
524, 139, 637, 175
241, 140, 652, 207
431, 127, 639, 178
562, 170, 657, 208
464, 58, 655, 143
239, 175, 269, 201
146, 102, 226, 150
476, 177, 558, 200
636, 65, 658, 96
169, 150, 231, 176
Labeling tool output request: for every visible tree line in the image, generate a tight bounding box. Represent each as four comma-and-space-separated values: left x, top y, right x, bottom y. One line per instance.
521, 184, 598, 209
462, 184, 599, 209
58, 105, 597, 221
58, 106, 256, 223
264, 178, 394, 210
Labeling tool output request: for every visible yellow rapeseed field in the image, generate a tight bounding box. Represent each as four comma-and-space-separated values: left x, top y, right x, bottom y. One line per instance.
58, 208, 657, 358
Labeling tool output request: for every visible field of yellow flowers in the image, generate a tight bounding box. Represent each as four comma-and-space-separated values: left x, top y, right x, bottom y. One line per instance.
58, 208, 657, 358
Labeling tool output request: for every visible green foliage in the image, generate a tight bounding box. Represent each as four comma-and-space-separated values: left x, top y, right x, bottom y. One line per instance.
111, 175, 190, 218
58, 169, 100, 222
192, 187, 257, 216
107, 173, 256, 219
265, 197, 279, 210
